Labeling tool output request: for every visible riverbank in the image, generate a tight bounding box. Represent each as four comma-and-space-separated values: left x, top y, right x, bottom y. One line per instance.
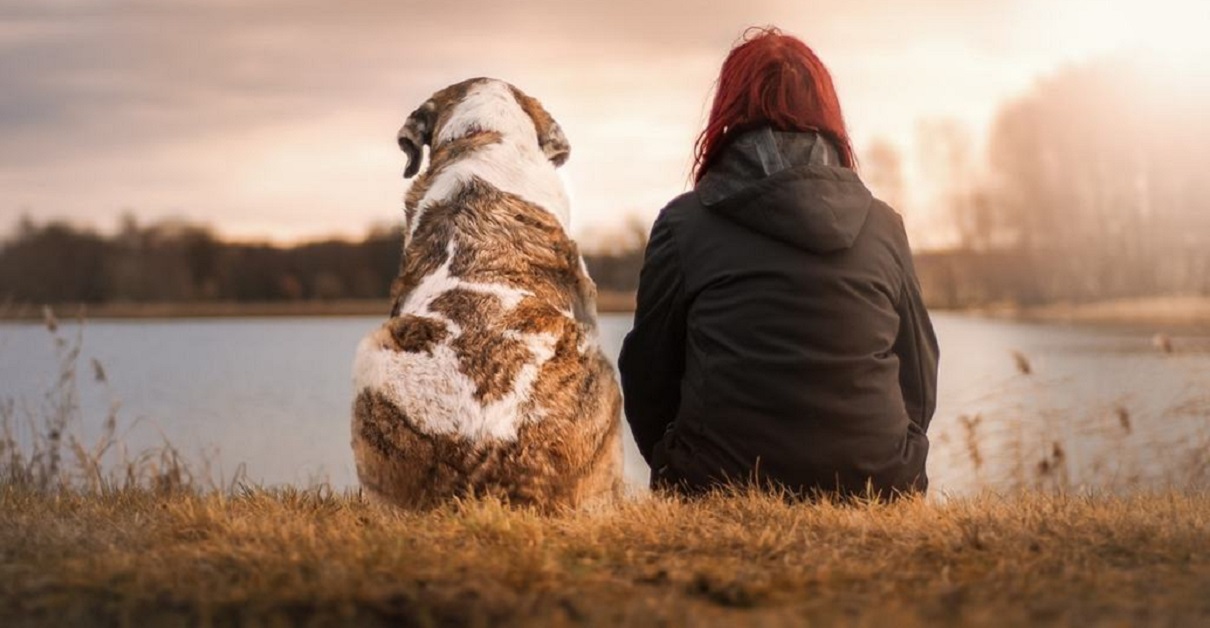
0, 291, 638, 321
1, 486, 1207, 626
970, 296, 1210, 331
5, 295, 1208, 328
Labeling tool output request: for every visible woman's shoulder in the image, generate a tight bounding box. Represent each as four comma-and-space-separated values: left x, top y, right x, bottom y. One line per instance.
646, 191, 703, 237
658, 191, 701, 218
863, 196, 909, 240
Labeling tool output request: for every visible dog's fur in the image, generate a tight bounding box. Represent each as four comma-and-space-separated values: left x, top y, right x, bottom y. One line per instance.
351, 78, 622, 510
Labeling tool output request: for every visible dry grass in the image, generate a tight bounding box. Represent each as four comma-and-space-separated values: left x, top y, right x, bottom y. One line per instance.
0, 308, 223, 495
1, 485, 1208, 627
930, 338, 1210, 495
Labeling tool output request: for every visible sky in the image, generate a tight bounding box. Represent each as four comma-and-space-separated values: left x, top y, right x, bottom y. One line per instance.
1, 0, 1207, 248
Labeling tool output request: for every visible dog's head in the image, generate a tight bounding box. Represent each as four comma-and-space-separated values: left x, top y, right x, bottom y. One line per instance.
397, 78, 570, 178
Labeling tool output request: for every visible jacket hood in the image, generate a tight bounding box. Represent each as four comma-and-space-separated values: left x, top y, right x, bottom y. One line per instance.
696, 127, 872, 253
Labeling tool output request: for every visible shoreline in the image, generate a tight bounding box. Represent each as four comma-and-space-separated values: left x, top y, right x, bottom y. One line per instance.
3, 294, 1207, 330
0, 291, 639, 322
962, 295, 1210, 331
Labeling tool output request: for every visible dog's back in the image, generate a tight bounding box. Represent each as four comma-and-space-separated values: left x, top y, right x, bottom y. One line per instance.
352, 79, 621, 510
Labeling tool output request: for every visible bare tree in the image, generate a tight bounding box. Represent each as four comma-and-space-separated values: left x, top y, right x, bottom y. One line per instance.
916, 118, 997, 251
984, 53, 1210, 301
862, 138, 907, 211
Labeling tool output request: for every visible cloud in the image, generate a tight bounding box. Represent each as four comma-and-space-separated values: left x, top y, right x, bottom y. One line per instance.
0, 1, 746, 237
0, 0, 1147, 243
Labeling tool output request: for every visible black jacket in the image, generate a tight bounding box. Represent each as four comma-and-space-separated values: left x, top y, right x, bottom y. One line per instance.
619, 127, 939, 498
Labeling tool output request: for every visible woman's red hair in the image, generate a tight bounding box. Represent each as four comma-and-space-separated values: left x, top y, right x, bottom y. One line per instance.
693, 27, 855, 183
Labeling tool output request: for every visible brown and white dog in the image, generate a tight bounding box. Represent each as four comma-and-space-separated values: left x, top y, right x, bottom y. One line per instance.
351, 78, 622, 510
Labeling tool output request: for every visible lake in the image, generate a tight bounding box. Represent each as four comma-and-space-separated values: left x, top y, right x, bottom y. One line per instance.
2, 312, 1208, 494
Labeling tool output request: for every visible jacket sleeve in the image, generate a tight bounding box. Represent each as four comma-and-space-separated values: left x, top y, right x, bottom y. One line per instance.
619, 210, 689, 464
892, 251, 940, 433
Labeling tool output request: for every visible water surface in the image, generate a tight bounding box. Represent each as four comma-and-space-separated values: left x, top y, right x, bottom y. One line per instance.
1, 313, 1207, 493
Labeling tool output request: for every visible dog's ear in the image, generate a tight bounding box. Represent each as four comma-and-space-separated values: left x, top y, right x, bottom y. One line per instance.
398, 100, 437, 178
509, 86, 570, 167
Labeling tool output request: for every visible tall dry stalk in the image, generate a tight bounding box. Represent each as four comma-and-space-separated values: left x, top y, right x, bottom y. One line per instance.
0, 307, 233, 494
945, 345, 1210, 494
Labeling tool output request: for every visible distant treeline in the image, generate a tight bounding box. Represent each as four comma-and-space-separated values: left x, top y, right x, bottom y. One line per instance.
2, 213, 1205, 312
0, 216, 645, 307
903, 53, 1210, 306
0, 218, 400, 305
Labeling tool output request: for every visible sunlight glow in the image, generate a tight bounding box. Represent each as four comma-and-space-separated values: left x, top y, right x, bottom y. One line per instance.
1057, 1, 1210, 65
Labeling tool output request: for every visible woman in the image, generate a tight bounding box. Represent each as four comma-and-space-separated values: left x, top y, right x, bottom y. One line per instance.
619, 27, 939, 499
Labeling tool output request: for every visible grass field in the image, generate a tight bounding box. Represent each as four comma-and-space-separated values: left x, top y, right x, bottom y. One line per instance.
2, 483, 1209, 627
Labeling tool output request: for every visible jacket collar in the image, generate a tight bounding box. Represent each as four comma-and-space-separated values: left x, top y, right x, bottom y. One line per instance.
698, 126, 841, 206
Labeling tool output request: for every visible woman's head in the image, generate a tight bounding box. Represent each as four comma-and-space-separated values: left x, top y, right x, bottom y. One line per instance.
693, 27, 855, 182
